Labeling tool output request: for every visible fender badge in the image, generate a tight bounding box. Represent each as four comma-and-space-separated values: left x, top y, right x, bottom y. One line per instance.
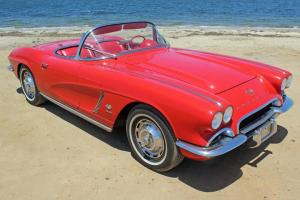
105, 104, 112, 113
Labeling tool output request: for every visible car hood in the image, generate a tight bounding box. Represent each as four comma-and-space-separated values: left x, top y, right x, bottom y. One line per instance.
124, 48, 256, 94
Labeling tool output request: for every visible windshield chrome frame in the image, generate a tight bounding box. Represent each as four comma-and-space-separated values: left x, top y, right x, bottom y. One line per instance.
75, 21, 168, 61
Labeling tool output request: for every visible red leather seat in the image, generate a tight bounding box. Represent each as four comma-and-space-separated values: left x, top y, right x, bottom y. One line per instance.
57, 46, 78, 57
140, 39, 158, 48
99, 41, 124, 54
57, 46, 95, 59
80, 48, 95, 58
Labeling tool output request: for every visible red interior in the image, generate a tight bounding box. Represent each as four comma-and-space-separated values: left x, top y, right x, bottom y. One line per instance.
140, 39, 158, 48
57, 46, 95, 58
99, 41, 125, 54
56, 38, 158, 59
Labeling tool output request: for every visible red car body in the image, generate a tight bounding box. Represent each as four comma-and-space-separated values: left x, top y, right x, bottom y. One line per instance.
8, 22, 293, 163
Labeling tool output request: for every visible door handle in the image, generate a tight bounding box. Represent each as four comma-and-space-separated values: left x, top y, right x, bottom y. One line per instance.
41, 63, 48, 69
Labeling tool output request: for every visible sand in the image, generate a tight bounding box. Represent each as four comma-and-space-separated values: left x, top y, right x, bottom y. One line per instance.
0, 26, 299, 200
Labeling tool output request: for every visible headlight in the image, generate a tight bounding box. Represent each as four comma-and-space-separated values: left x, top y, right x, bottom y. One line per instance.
286, 75, 293, 88
223, 106, 233, 123
212, 112, 223, 130
281, 78, 287, 91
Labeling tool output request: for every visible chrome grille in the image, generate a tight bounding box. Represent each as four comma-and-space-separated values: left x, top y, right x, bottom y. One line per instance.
238, 102, 275, 136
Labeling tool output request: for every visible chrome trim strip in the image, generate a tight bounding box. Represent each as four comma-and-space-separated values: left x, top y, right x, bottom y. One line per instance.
237, 98, 277, 133
7, 64, 14, 71
93, 90, 104, 113
176, 134, 247, 158
40, 93, 112, 132
206, 128, 234, 147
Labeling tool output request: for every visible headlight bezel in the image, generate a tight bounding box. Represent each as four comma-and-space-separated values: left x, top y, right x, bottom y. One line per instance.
223, 106, 233, 123
211, 112, 223, 130
281, 78, 287, 91
286, 75, 293, 88
281, 75, 293, 91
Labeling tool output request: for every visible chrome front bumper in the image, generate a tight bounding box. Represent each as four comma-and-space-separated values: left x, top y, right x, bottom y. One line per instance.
176, 96, 293, 158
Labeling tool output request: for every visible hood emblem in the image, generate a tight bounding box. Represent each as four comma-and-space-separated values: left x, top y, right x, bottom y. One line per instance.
245, 88, 254, 96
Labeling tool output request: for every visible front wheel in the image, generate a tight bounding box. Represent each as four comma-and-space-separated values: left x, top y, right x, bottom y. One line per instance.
19, 65, 46, 106
126, 105, 184, 172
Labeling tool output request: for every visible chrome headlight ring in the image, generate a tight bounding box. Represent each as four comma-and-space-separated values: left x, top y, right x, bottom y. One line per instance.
281, 75, 293, 91
286, 75, 293, 88
223, 106, 233, 123
212, 112, 223, 130
281, 78, 287, 91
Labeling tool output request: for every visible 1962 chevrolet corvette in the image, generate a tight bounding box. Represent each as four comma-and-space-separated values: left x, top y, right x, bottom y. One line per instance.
8, 21, 293, 171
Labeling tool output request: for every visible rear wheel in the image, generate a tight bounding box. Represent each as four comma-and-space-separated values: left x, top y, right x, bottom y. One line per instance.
126, 104, 184, 172
19, 65, 46, 106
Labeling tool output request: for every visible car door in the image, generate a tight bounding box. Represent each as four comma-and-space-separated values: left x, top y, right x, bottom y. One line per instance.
40, 55, 81, 109
74, 57, 128, 129
74, 60, 109, 125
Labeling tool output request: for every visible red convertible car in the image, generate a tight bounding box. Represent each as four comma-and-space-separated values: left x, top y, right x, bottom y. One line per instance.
8, 21, 293, 171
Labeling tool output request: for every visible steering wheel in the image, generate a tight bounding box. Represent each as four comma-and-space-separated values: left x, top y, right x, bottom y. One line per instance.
128, 35, 146, 49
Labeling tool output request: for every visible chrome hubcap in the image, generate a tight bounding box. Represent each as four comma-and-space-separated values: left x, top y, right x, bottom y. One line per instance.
22, 71, 36, 101
135, 119, 165, 159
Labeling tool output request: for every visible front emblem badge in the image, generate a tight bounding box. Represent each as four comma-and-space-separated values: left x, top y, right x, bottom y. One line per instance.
245, 88, 254, 96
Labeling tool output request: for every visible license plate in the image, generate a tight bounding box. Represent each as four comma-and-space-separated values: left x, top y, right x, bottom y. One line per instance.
259, 122, 272, 139
251, 121, 277, 148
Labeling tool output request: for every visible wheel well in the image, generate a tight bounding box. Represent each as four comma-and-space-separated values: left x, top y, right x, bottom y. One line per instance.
113, 102, 140, 129
113, 102, 172, 134
17, 63, 25, 78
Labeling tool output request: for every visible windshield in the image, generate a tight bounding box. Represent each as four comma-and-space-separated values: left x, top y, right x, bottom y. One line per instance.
79, 22, 168, 59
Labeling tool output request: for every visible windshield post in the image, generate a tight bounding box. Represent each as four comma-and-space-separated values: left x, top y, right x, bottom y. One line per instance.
75, 30, 93, 60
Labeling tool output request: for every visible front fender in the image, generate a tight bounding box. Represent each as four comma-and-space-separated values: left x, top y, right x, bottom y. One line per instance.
101, 67, 230, 146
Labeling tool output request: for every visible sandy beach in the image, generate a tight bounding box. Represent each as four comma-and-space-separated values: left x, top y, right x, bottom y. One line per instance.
0, 27, 299, 200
